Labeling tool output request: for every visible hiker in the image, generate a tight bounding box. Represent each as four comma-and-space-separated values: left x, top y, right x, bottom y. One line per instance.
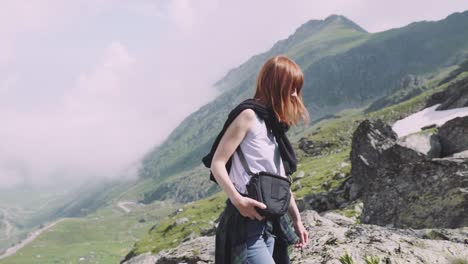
204, 55, 311, 263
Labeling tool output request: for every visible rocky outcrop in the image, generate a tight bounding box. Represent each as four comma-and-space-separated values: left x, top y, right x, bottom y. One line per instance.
299, 138, 335, 156
349, 118, 468, 228
122, 210, 468, 264
348, 119, 400, 200
296, 115, 468, 229
302, 176, 355, 213
438, 116, 468, 156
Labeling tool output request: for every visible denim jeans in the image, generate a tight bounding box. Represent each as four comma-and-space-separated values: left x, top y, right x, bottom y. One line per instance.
245, 218, 276, 263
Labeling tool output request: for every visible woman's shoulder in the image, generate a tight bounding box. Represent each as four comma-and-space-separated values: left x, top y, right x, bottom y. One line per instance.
238, 108, 256, 119
232, 108, 262, 137
233, 108, 257, 126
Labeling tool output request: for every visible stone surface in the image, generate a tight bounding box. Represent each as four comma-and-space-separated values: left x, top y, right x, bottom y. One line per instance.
122, 210, 468, 264
349, 118, 468, 228
348, 119, 398, 200
290, 211, 468, 264
298, 138, 342, 157
438, 115, 468, 156
303, 177, 354, 213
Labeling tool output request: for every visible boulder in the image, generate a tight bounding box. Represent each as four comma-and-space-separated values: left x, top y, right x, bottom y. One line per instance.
298, 138, 340, 157
438, 116, 468, 156
349, 118, 468, 228
361, 155, 468, 228
349, 119, 398, 199
303, 177, 354, 212
153, 236, 214, 264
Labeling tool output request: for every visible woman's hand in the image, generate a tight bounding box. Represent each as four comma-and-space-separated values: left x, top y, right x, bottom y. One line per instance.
231, 196, 267, 221
292, 219, 309, 249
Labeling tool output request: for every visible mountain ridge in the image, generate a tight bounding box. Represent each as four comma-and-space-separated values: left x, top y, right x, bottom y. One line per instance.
213, 13, 369, 90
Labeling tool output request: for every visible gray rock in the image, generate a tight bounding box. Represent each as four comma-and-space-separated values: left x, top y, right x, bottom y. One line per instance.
298, 138, 341, 157
438, 116, 468, 156
294, 170, 305, 181
296, 198, 306, 212
155, 236, 215, 264
304, 177, 354, 212
291, 211, 468, 264
175, 217, 189, 225
121, 252, 158, 264
349, 119, 397, 199
122, 210, 468, 264
333, 172, 346, 180
349, 118, 468, 228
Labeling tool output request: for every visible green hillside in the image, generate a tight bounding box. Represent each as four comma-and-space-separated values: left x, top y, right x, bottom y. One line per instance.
0, 199, 177, 264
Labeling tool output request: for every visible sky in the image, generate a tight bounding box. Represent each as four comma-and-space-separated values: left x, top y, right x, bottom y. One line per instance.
0, 0, 467, 188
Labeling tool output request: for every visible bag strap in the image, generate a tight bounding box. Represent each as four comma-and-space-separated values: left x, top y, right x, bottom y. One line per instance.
235, 145, 257, 176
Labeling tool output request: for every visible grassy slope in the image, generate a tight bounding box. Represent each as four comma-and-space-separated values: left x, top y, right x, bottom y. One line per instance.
0, 178, 138, 253
0, 200, 177, 264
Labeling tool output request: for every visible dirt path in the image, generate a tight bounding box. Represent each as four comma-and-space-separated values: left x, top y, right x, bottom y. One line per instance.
117, 201, 138, 214
0, 218, 66, 260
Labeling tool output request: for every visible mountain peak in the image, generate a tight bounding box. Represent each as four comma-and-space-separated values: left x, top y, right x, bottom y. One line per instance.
295, 14, 368, 35
324, 14, 344, 21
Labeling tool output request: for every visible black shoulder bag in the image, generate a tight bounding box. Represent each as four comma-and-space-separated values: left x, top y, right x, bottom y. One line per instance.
236, 145, 292, 219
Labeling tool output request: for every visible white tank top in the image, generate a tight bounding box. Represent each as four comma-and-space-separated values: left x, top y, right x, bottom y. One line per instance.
229, 111, 286, 194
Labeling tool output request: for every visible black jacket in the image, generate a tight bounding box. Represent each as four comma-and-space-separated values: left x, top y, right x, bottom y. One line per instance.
201, 98, 297, 183
215, 195, 300, 263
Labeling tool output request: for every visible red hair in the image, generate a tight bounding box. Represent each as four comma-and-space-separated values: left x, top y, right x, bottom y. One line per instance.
253, 55, 310, 127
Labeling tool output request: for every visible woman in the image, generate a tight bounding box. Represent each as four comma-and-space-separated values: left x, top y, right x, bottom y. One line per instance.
210, 55, 310, 263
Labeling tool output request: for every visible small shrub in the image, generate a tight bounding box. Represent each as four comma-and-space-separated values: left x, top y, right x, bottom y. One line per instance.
364, 255, 380, 264
339, 252, 355, 264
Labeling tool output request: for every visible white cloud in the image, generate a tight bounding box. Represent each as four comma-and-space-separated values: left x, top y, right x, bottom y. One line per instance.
0, 41, 12, 69
63, 42, 135, 113
168, 0, 194, 30
0, 42, 149, 188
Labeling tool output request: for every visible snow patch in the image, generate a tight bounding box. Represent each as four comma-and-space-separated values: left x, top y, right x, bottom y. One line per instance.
392, 104, 468, 138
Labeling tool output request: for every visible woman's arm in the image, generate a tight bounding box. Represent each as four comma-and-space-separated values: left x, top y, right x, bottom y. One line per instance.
211, 109, 267, 221
289, 189, 309, 248
288, 190, 301, 223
